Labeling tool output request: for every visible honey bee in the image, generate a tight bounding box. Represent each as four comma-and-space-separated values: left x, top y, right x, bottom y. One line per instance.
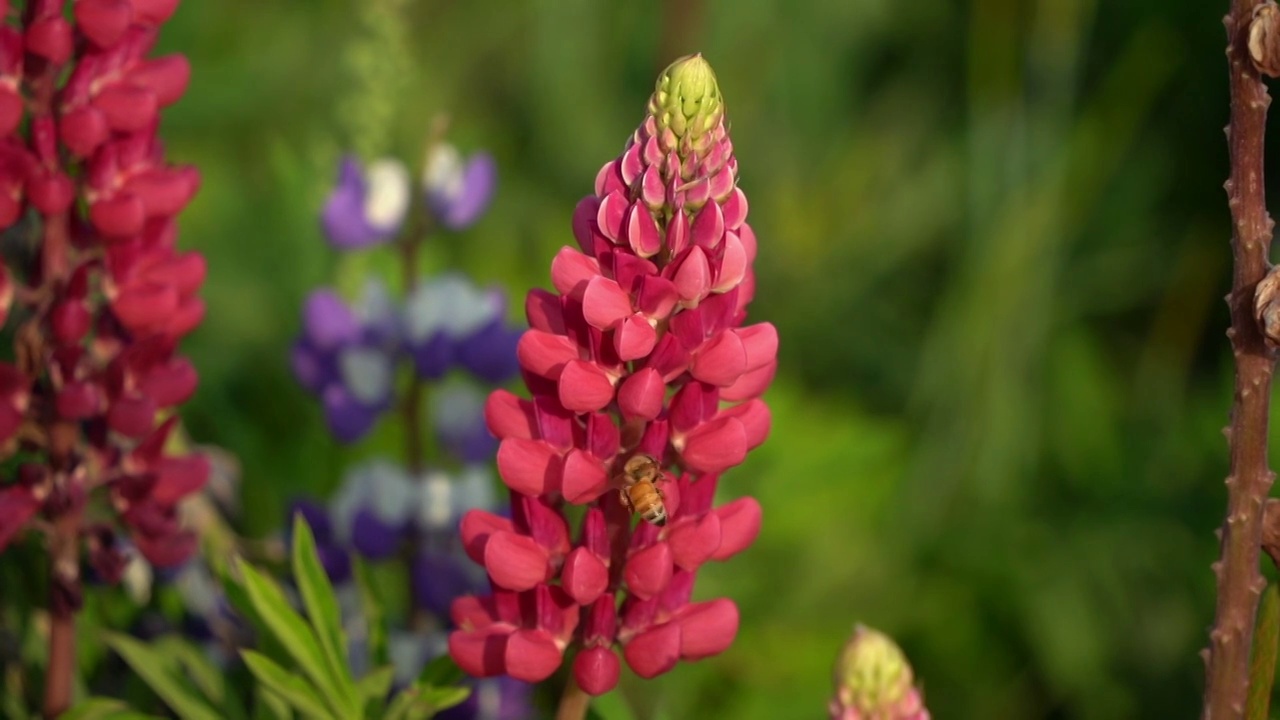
617, 454, 668, 526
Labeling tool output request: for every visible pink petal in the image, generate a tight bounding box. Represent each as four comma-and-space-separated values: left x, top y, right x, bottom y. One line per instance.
668, 381, 718, 434
722, 187, 748, 230
505, 629, 564, 682
151, 455, 210, 504
596, 191, 627, 241
666, 208, 690, 256
485, 390, 536, 440
558, 360, 615, 413
582, 276, 633, 330
572, 196, 607, 254
461, 510, 514, 565
574, 647, 621, 696
624, 542, 673, 600
449, 627, 511, 678
737, 222, 757, 260
720, 360, 777, 402
640, 165, 665, 210
666, 512, 722, 572
735, 323, 778, 372
561, 449, 609, 504
681, 417, 747, 473
675, 599, 739, 660
584, 412, 621, 460
496, 438, 561, 496
551, 247, 600, 299
636, 275, 679, 319
626, 203, 662, 258
619, 144, 644, 185
614, 315, 658, 361
712, 497, 762, 561
645, 334, 691, 382
516, 331, 578, 379
611, 252, 658, 292
622, 622, 681, 679
561, 547, 609, 605
0, 486, 38, 551
450, 595, 497, 630
691, 330, 748, 387
483, 531, 551, 591
617, 368, 666, 421
525, 289, 566, 334
583, 593, 619, 643
690, 201, 725, 249
712, 230, 748, 293
672, 247, 711, 303
718, 399, 771, 449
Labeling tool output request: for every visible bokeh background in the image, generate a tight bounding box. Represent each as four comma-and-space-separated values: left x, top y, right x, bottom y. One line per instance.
158, 0, 1246, 717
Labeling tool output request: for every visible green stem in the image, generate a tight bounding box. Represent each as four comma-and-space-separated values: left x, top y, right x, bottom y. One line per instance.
554, 673, 591, 720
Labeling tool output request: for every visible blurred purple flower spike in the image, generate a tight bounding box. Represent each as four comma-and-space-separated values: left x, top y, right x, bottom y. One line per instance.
403, 274, 522, 383
424, 144, 497, 231
322, 155, 411, 250
437, 676, 534, 720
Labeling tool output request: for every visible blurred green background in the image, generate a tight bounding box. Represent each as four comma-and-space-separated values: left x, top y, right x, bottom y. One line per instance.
159, 0, 1244, 717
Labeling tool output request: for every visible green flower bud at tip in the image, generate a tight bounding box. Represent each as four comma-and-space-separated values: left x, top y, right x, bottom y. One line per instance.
649, 53, 723, 144
833, 625, 914, 712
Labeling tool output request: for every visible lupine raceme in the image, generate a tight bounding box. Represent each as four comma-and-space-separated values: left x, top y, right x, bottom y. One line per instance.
450, 54, 775, 699
828, 625, 931, 720
0, 1, 202, 716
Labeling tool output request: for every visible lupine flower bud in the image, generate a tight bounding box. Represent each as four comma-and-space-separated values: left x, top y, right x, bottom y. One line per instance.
452, 53, 774, 693
829, 625, 931, 720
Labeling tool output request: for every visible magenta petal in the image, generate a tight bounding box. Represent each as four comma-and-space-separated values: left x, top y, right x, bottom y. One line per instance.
623, 622, 682, 679
719, 399, 771, 449
690, 201, 725, 249
526, 289, 566, 334
646, 334, 692, 382
712, 230, 748, 293
667, 512, 722, 572
712, 497, 762, 561
496, 438, 561, 495
505, 629, 563, 682
624, 542, 673, 600
558, 360, 615, 413
637, 275, 679, 318
561, 546, 609, 605
582, 276, 634, 330
666, 208, 690, 256
597, 191, 627, 241
596, 159, 626, 198
691, 330, 748, 387
618, 368, 666, 421
449, 627, 511, 678
485, 389, 536, 440
572, 196, 603, 253
668, 381, 718, 434
619, 144, 644, 185
551, 247, 600, 299
720, 360, 777, 402
574, 647, 621, 696
735, 323, 779, 372
722, 188, 748, 230
461, 510, 514, 565
672, 247, 711, 303
681, 418, 747, 473
675, 599, 739, 660
561, 450, 609, 504
584, 593, 619, 642
641, 165, 665, 210
451, 595, 496, 629
585, 413, 621, 460
626, 203, 662, 258
517, 331, 578, 379
614, 315, 658, 361
580, 507, 611, 559
484, 531, 551, 591
0, 486, 39, 551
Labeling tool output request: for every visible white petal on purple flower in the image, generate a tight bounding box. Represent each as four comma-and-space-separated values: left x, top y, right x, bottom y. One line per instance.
415, 470, 454, 531
353, 277, 401, 345
423, 144, 497, 231
402, 273, 500, 344
321, 155, 404, 250
121, 549, 153, 605
338, 346, 395, 406
363, 159, 411, 233
331, 459, 417, 545
453, 465, 496, 518
303, 289, 361, 350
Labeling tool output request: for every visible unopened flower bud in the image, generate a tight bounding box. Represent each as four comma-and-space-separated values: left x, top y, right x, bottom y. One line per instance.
1251, 2, 1280, 78
829, 625, 930, 720
648, 54, 722, 148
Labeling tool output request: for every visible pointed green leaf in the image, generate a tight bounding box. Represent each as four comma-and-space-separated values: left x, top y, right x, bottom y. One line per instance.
104, 633, 223, 720
416, 654, 464, 688
291, 514, 355, 700
1249, 584, 1280, 720
154, 636, 226, 706
236, 558, 360, 716
241, 650, 337, 720
253, 686, 293, 720
352, 557, 388, 668
355, 665, 395, 702
416, 685, 470, 714
60, 698, 134, 720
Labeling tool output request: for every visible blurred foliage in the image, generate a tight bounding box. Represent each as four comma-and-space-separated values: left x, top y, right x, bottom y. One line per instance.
127, 0, 1267, 717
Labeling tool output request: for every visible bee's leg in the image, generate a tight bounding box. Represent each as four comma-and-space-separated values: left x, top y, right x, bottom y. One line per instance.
619, 489, 634, 512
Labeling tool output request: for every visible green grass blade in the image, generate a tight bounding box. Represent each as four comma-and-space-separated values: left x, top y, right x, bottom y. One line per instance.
352, 557, 388, 668
1248, 584, 1280, 720
289, 515, 357, 699
103, 633, 223, 720
241, 650, 337, 720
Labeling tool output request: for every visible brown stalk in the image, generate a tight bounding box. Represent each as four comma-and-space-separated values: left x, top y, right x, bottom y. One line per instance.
1204, 2, 1278, 718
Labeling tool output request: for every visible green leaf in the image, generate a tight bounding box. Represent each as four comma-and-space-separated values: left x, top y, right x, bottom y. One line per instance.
1248, 584, 1280, 720
153, 636, 226, 705
416, 685, 470, 715
241, 650, 337, 720
290, 514, 356, 700
252, 686, 293, 720
236, 558, 360, 717
352, 557, 388, 668
60, 698, 132, 720
416, 654, 464, 688
103, 633, 223, 720
355, 665, 395, 702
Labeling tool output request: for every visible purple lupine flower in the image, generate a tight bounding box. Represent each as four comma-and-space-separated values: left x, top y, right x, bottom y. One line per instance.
423, 143, 497, 231
322, 155, 412, 249
330, 459, 417, 560
292, 281, 399, 443
432, 383, 500, 464
437, 677, 535, 720
402, 274, 523, 382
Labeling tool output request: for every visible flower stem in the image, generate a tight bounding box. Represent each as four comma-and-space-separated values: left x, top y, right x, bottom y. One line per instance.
1204, 3, 1279, 719
555, 673, 591, 720
42, 510, 82, 719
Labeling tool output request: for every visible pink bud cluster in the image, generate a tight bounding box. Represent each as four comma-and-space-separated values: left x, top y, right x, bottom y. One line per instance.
450, 55, 775, 696
0, 0, 204, 603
